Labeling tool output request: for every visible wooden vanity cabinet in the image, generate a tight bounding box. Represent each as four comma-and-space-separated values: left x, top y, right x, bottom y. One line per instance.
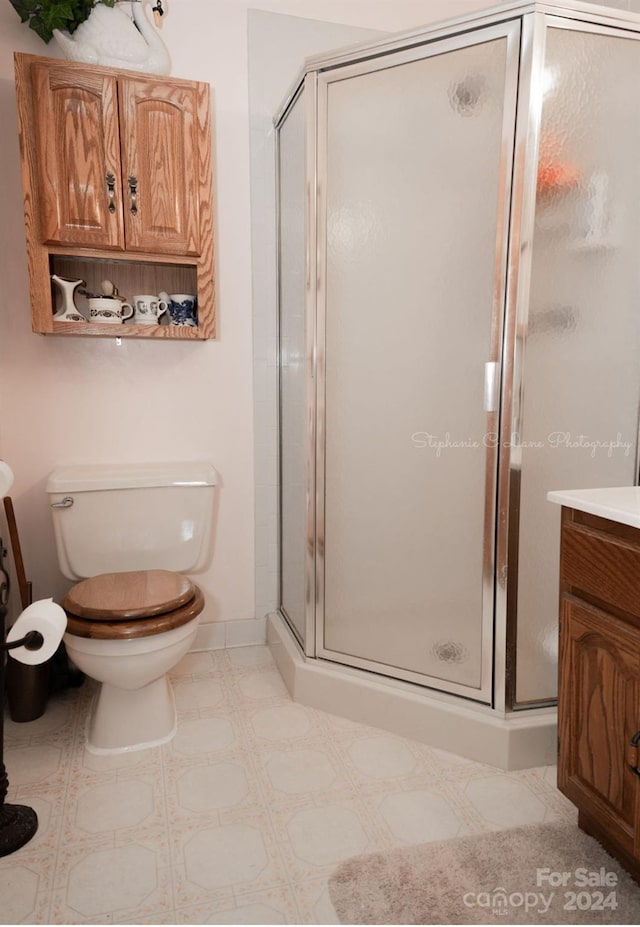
558, 506, 640, 880
14, 53, 215, 339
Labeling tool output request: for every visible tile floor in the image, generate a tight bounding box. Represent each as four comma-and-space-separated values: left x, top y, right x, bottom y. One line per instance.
1, 645, 576, 925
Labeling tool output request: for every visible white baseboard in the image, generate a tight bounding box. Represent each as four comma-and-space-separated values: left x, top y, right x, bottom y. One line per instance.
192, 617, 267, 651
268, 611, 557, 772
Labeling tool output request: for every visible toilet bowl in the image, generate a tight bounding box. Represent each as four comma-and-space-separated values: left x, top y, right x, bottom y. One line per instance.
62, 570, 204, 753
47, 462, 218, 754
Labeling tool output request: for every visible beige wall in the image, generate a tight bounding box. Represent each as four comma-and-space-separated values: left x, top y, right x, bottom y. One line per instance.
0, 0, 504, 636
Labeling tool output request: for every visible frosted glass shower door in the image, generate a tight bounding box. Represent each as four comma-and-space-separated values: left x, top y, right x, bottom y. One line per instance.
514, 23, 640, 705
278, 89, 309, 646
318, 25, 520, 700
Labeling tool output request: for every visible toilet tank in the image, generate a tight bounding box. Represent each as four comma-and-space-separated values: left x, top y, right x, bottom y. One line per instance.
47, 462, 218, 581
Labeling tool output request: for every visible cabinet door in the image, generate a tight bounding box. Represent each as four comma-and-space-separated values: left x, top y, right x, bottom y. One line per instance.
558, 596, 640, 858
119, 78, 202, 256
31, 63, 124, 249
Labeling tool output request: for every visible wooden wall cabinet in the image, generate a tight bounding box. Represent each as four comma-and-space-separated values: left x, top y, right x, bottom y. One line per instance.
14, 53, 215, 339
558, 506, 640, 881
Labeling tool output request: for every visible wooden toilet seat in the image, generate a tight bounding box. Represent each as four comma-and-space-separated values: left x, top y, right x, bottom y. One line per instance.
62, 569, 205, 640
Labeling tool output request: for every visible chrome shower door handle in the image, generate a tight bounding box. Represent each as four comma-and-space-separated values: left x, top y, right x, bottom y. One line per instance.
484, 362, 500, 413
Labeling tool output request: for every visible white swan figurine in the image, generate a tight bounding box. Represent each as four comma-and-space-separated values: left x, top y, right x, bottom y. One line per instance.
53, 1, 171, 75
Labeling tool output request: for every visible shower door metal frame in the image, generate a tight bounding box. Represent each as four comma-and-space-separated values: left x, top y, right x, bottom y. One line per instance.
275, 73, 319, 656
497, 11, 640, 711
312, 20, 522, 704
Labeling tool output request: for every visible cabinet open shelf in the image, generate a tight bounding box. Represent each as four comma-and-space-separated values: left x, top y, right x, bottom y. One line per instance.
50, 319, 205, 339
49, 254, 204, 338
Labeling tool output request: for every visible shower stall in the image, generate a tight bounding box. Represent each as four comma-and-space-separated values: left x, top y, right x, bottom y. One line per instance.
272, 0, 640, 766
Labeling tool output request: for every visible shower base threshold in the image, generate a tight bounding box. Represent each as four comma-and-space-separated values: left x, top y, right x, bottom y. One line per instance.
268, 612, 556, 771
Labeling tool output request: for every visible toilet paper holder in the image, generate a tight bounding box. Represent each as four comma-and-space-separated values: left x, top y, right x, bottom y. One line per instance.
1, 629, 44, 654
0, 536, 43, 657
0, 537, 38, 857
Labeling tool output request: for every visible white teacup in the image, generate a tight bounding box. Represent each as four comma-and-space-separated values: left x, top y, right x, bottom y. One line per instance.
132, 294, 168, 325
88, 297, 133, 324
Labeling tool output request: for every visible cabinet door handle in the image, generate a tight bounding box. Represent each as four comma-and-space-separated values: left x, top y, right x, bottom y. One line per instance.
128, 175, 138, 216
628, 730, 640, 777
106, 172, 116, 214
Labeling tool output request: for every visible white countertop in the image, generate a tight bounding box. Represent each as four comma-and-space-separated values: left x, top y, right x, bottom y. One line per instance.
547, 486, 640, 530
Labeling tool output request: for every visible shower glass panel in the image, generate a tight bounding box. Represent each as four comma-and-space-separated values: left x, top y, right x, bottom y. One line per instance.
318, 27, 518, 699
278, 89, 308, 646
514, 25, 640, 705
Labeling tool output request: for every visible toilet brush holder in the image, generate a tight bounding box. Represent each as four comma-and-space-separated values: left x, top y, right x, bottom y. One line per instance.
0, 538, 39, 856
6, 656, 49, 723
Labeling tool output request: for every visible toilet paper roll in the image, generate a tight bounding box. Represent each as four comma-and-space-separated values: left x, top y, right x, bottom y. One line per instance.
6, 598, 67, 665
0, 460, 14, 499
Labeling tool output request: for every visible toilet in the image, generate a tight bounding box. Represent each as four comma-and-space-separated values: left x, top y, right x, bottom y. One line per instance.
46, 462, 218, 754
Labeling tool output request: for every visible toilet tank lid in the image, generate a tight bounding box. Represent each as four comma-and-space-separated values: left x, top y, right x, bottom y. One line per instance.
46, 462, 219, 493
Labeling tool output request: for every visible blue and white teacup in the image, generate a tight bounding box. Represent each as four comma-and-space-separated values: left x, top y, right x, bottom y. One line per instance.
168, 294, 198, 328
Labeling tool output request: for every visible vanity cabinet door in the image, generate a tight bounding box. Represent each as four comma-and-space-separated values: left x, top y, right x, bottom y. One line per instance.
119, 77, 202, 256
30, 63, 124, 250
558, 595, 640, 862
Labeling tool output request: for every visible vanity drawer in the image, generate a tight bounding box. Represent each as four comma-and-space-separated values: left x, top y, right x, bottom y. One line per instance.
561, 509, 640, 621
